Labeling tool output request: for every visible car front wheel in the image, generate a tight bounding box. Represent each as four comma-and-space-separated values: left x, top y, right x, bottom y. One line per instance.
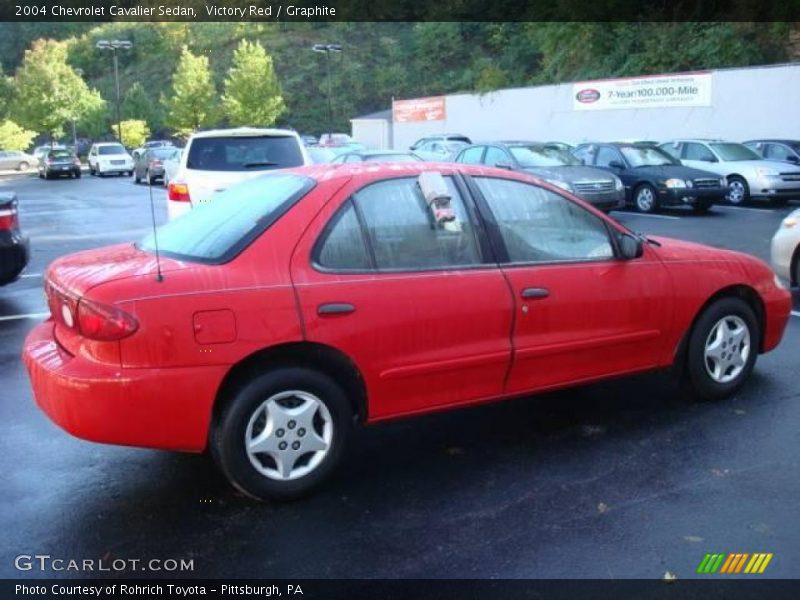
684, 297, 759, 401
726, 176, 749, 205
634, 184, 658, 213
210, 367, 352, 501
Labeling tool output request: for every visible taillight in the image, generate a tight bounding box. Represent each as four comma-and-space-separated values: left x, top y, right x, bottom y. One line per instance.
168, 181, 191, 202
151, 160, 163, 168
0, 207, 18, 230
77, 298, 138, 341
45, 280, 138, 341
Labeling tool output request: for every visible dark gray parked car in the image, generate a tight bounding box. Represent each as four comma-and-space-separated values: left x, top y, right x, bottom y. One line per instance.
37, 148, 81, 179
134, 146, 178, 185
454, 141, 625, 212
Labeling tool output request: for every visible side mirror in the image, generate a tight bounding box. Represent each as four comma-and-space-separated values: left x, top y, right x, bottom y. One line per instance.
786, 154, 799, 163
619, 233, 644, 260
702, 156, 718, 163
608, 160, 625, 170
494, 161, 513, 170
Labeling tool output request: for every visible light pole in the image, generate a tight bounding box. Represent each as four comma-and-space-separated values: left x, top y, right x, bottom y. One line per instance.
312, 44, 342, 141
96, 39, 132, 144
72, 68, 83, 148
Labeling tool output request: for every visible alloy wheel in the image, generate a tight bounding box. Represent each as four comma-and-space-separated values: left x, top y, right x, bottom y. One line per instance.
704, 315, 750, 384
636, 187, 655, 212
727, 180, 746, 204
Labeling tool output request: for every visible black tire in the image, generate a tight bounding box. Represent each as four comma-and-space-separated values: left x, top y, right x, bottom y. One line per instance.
634, 183, 658, 213
770, 197, 789, 207
146, 169, 155, 186
89, 165, 95, 176
684, 297, 759, 401
210, 367, 353, 501
38, 171, 44, 179
134, 171, 141, 184
127, 171, 133, 177
74, 170, 81, 179
726, 176, 749, 205
692, 202, 711, 214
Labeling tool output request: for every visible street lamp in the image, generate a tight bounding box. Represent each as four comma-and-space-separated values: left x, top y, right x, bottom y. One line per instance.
72, 68, 83, 148
312, 43, 342, 142
96, 39, 133, 144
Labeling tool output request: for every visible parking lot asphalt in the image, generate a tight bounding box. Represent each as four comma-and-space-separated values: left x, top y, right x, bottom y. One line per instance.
1, 172, 798, 579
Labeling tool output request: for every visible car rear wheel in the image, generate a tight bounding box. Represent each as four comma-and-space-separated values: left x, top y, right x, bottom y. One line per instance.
684, 297, 759, 401
146, 169, 155, 185
634, 184, 658, 213
18, 161, 29, 171
210, 367, 352, 501
726, 176, 749, 205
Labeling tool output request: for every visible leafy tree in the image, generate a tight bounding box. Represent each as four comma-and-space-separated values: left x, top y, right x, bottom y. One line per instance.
0, 63, 13, 120
222, 39, 285, 126
162, 46, 218, 136
0, 120, 37, 151
112, 119, 149, 148
122, 81, 164, 132
12, 39, 106, 141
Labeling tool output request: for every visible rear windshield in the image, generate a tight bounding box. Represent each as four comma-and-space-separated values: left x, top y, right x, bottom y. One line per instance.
186, 135, 304, 172
138, 173, 314, 263
48, 150, 73, 159
150, 147, 175, 160
98, 145, 126, 155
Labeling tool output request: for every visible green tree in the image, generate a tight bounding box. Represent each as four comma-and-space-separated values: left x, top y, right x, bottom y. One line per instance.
112, 119, 149, 148
0, 63, 13, 120
0, 120, 37, 151
222, 39, 285, 126
122, 81, 164, 132
12, 39, 105, 141
162, 46, 218, 136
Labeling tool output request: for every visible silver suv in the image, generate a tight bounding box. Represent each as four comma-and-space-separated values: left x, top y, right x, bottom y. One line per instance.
660, 139, 800, 205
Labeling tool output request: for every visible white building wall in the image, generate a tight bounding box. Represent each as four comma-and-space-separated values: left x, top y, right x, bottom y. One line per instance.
391, 63, 800, 150
351, 119, 391, 149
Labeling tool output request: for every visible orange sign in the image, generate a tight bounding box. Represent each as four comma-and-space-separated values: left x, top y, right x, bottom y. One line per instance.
392, 96, 446, 123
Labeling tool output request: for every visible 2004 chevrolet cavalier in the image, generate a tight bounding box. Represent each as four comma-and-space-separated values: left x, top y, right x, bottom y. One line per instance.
23, 163, 791, 500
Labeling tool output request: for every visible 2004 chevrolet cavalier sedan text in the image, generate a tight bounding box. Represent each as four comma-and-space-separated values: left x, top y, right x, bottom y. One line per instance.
23, 163, 791, 501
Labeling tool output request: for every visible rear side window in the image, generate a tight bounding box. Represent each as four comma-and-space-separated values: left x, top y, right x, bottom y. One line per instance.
353, 176, 481, 270
98, 145, 126, 155
458, 147, 484, 164
315, 201, 371, 270
186, 136, 304, 172
139, 174, 314, 263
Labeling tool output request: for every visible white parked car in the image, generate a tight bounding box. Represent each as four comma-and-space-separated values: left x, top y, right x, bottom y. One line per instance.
87, 142, 134, 177
660, 139, 800, 205
166, 128, 311, 220
771, 208, 800, 287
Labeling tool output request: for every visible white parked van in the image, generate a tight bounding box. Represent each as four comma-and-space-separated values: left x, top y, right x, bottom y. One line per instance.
87, 143, 134, 177
166, 128, 311, 220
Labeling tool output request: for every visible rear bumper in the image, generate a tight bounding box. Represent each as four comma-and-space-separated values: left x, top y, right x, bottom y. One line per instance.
23, 321, 227, 452
0, 230, 29, 285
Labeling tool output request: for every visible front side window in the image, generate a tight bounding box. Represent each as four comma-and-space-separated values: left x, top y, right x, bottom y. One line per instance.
353, 176, 482, 270
573, 146, 595, 165
709, 143, 760, 162
596, 147, 624, 167
660, 143, 682, 159
139, 173, 314, 263
458, 146, 484, 165
475, 177, 614, 264
684, 143, 716, 162
484, 147, 510, 166
765, 144, 794, 161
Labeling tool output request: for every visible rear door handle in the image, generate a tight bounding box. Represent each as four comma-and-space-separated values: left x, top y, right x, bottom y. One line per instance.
521, 287, 550, 299
317, 303, 355, 316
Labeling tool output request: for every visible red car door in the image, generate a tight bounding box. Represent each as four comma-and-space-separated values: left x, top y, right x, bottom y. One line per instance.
291, 173, 514, 421
470, 175, 672, 395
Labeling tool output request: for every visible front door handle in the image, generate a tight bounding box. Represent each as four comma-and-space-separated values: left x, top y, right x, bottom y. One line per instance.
317, 303, 355, 316
521, 287, 550, 299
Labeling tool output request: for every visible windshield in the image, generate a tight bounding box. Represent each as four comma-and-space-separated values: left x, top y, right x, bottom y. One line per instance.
509, 144, 581, 167
139, 174, 314, 263
187, 135, 304, 171
709, 143, 760, 161
619, 146, 676, 167
98, 145, 126, 155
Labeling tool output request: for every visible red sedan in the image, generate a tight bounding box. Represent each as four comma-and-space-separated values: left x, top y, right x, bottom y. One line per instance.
23, 163, 791, 500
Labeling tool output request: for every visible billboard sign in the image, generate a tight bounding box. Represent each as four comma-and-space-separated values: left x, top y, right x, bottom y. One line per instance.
393, 96, 446, 123
572, 72, 712, 111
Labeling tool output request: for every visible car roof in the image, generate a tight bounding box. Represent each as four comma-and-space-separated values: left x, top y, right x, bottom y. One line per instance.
189, 127, 299, 139
744, 139, 800, 144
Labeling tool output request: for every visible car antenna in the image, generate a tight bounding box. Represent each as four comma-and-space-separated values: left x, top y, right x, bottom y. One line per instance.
147, 171, 165, 282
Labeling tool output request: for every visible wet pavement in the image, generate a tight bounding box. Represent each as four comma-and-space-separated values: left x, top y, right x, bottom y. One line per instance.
1, 172, 798, 579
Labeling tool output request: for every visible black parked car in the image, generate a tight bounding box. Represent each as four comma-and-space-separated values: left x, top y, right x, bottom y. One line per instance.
38, 148, 81, 179
0, 192, 29, 286
454, 141, 625, 212
743, 139, 800, 165
573, 143, 727, 213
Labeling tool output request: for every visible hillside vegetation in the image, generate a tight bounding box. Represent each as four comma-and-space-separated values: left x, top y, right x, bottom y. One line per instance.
0, 22, 793, 138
